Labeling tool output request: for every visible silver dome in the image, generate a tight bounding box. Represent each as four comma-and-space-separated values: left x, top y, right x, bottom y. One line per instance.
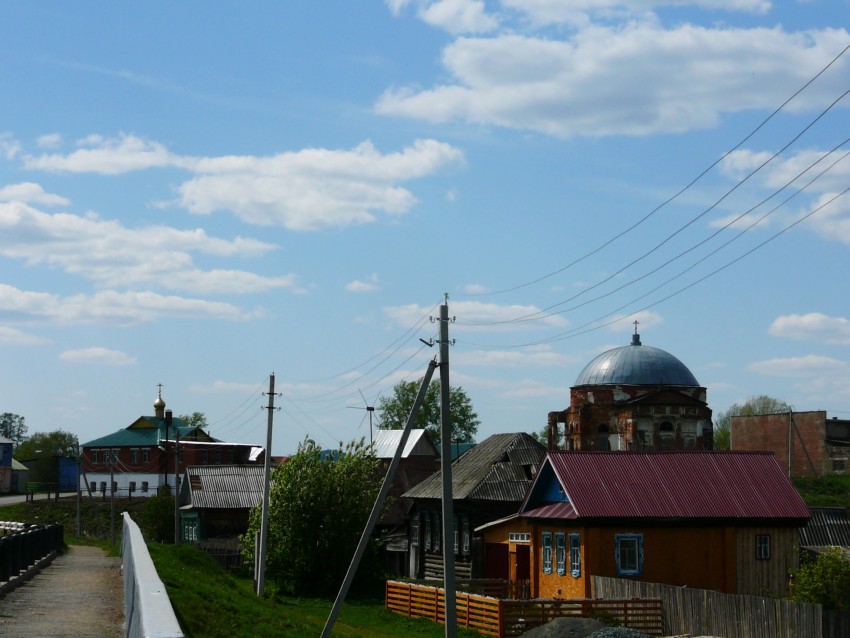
574, 334, 699, 387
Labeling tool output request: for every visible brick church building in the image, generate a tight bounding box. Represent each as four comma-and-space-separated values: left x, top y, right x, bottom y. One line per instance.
547, 327, 713, 451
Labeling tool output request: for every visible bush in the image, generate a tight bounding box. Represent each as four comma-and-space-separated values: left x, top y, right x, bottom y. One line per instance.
790, 547, 850, 610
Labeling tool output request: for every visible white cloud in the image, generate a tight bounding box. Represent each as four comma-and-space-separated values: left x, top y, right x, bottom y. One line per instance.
376, 25, 848, 138
24, 133, 186, 174
462, 283, 487, 294
456, 346, 576, 367
0, 134, 21, 160
59, 347, 137, 366
502, 378, 569, 399
189, 380, 265, 394
0, 284, 260, 325
36, 133, 62, 149
748, 354, 846, 377
0, 183, 69, 206
346, 274, 381, 293
178, 139, 464, 230
21, 135, 464, 231
383, 300, 570, 332
418, 0, 499, 35
0, 325, 48, 345
769, 312, 850, 345
0, 201, 296, 294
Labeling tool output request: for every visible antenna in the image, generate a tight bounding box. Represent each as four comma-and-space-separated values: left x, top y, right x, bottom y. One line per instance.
347, 388, 376, 444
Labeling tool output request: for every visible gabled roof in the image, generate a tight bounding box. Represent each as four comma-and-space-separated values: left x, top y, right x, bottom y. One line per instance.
82, 415, 219, 447
180, 464, 265, 510
403, 432, 545, 502
372, 429, 438, 459
521, 451, 810, 522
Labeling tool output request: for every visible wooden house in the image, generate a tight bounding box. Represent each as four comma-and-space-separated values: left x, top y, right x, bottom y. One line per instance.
403, 432, 546, 581
177, 464, 265, 542
478, 450, 811, 599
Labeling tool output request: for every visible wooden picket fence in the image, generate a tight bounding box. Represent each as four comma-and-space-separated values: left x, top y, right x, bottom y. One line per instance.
385, 580, 663, 637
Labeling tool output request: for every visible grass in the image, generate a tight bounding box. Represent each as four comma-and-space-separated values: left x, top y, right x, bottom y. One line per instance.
148, 542, 481, 638
792, 475, 850, 508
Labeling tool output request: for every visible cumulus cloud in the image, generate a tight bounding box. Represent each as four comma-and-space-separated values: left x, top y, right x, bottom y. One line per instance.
59, 347, 137, 366
0, 183, 69, 206
36, 133, 62, 149
0, 201, 296, 294
747, 354, 846, 377
346, 274, 381, 292
418, 0, 499, 35
376, 24, 848, 138
0, 325, 48, 345
0, 134, 21, 160
178, 139, 463, 230
769, 312, 850, 345
456, 346, 576, 367
0, 284, 260, 325
21, 135, 464, 231
383, 299, 569, 332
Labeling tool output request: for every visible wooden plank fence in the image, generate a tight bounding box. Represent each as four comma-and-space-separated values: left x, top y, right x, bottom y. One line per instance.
386, 580, 663, 637
593, 576, 827, 638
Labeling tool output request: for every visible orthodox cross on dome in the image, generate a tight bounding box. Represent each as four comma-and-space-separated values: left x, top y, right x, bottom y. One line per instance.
633, 320, 639, 334
156, 383, 164, 398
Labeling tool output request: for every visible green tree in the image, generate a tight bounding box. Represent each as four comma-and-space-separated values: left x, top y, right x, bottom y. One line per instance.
138, 490, 176, 543
713, 395, 790, 450
243, 438, 384, 597
14, 430, 79, 460
790, 547, 850, 610
376, 379, 479, 445
178, 412, 208, 429
0, 413, 27, 446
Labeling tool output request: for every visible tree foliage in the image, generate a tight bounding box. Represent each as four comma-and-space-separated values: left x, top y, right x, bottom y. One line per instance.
242, 438, 385, 597
0, 413, 28, 446
139, 491, 176, 543
712, 395, 790, 450
375, 379, 479, 445
14, 430, 79, 460
790, 547, 850, 610
178, 412, 208, 429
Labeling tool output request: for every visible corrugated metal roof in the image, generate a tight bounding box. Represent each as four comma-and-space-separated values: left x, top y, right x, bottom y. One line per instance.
183, 464, 265, 510
574, 336, 699, 387
800, 507, 850, 547
372, 429, 437, 459
523, 451, 810, 521
402, 432, 545, 502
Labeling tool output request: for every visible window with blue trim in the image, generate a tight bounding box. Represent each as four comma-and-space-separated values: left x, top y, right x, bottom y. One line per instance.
615, 534, 643, 576
555, 533, 566, 575
542, 532, 553, 574
569, 533, 581, 577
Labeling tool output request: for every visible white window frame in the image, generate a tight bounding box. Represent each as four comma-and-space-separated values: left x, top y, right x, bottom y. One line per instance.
569, 533, 581, 577
542, 532, 553, 574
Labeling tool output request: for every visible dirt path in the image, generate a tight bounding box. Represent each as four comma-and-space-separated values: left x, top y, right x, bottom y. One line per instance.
0, 545, 124, 638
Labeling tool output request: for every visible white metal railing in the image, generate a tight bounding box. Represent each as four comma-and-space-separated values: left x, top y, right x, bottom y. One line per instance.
121, 512, 183, 638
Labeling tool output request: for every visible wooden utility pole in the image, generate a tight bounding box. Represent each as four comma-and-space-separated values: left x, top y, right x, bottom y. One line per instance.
322, 359, 439, 638
257, 373, 279, 595
439, 295, 457, 638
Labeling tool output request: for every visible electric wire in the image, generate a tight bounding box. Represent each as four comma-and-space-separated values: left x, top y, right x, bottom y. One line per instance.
459, 41, 850, 299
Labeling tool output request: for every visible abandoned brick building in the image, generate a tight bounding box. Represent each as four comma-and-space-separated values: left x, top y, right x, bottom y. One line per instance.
547, 328, 713, 451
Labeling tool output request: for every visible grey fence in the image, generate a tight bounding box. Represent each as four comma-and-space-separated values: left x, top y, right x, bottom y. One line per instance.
593, 576, 822, 638
121, 512, 183, 638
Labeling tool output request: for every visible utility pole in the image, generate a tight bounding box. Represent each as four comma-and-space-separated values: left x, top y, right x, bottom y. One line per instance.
169, 410, 181, 544
322, 359, 438, 638
76, 442, 81, 537
109, 450, 115, 546
257, 373, 280, 595
438, 294, 457, 638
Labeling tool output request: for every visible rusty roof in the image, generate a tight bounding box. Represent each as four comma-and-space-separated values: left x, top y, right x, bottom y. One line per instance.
521, 451, 810, 522
181, 464, 265, 510
402, 432, 545, 502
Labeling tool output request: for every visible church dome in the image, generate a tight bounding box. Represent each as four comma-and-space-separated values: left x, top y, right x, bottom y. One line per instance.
574, 333, 700, 387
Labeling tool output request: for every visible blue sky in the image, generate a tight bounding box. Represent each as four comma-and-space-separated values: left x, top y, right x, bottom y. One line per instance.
1, 1, 849, 455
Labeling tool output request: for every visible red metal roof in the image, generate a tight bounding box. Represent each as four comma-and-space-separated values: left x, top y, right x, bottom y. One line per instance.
523, 451, 810, 521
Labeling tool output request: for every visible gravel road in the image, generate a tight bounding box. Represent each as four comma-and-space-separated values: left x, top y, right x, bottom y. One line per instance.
0, 545, 124, 638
